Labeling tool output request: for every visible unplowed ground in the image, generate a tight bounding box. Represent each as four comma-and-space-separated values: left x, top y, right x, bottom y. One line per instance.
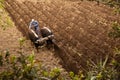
5, 0, 120, 73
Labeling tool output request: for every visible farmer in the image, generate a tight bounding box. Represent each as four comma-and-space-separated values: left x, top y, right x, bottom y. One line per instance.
29, 19, 40, 37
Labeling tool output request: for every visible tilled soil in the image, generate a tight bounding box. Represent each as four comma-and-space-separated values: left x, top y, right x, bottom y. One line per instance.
5, 0, 120, 73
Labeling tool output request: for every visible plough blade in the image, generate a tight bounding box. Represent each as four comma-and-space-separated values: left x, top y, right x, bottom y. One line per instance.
35, 35, 54, 45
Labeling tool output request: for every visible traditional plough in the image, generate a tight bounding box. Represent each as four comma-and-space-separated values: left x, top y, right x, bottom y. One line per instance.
28, 27, 55, 50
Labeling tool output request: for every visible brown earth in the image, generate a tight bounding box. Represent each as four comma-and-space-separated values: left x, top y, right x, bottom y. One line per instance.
4, 0, 120, 73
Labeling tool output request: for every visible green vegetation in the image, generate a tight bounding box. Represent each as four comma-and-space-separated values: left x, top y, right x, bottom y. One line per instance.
69, 71, 85, 80
18, 37, 26, 48
85, 55, 119, 80
109, 22, 120, 38
0, 50, 62, 80
0, 0, 14, 30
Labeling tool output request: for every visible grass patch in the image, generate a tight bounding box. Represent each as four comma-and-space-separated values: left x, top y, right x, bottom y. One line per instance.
0, 0, 14, 30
